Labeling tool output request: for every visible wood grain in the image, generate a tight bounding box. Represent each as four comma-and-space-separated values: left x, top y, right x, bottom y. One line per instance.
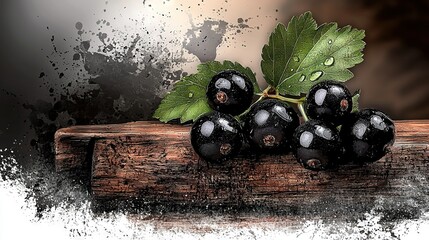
55, 121, 429, 208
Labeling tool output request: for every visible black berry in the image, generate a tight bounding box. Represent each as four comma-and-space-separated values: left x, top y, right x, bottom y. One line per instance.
340, 109, 395, 164
306, 80, 352, 126
293, 120, 343, 171
190, 111, 243, 163
243, 99, 299, 152
206, 70, 254, 115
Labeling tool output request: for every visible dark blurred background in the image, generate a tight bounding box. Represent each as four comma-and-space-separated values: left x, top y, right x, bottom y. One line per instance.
0, 0, 429, 168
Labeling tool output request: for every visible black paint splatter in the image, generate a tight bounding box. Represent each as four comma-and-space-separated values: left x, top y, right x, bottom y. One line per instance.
184, 20, 228, 62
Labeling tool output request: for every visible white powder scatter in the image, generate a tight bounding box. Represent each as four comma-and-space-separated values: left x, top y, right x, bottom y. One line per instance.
0, 177, 69, 239
2, 152, 429, 240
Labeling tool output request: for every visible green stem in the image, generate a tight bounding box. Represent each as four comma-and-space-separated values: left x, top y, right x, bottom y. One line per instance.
237, 95, 265, 118
252, 86, 309, 121
268, 94, 305, 104
297, 102, 309, 122
260, 86, 305, 104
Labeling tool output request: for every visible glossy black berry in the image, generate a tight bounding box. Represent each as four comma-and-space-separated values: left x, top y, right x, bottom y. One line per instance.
340, 109, 395, 164
190, 111, 243, 163
293, 120, 343, 171
306, 80, 352, 126
243, 99, 299, 152
206, 70, 254, 115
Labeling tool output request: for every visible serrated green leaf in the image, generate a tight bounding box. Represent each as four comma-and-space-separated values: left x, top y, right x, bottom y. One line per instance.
352, 89, 360, 113
261, 12, 365, 96
153, 61, 260, 123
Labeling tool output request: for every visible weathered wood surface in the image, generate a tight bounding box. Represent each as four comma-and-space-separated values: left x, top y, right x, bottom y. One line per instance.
55, 120, 429, 208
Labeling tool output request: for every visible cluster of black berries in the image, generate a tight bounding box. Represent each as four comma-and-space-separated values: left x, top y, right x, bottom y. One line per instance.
190, 70, 395, 170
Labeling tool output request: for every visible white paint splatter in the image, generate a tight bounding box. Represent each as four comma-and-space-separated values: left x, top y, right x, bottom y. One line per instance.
1, 152, 429, 239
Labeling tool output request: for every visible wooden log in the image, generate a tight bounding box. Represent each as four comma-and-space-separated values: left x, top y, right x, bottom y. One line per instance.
55, 121, 429, 208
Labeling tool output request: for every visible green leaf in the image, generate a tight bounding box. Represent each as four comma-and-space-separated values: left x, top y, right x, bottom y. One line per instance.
153, 61, 260, 123
261, 12, 365, 96
352, 89, 360, 113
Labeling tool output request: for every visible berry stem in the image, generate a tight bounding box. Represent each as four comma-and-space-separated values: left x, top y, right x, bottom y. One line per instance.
260, 86, 306, 104
269, 94, 305, 104
297, 102, 309, 122
237, 95, 265, 118
256, 86, 309, 121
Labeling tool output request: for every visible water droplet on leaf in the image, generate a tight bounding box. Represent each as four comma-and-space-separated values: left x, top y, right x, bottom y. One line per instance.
328, 39, 333, 44
299, 75, 306, 82
188, 92, 194, 98
324, 57, 335, 66
290, 68, 294, 72
293, 56, 300, 62
309, 71, 323, 81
